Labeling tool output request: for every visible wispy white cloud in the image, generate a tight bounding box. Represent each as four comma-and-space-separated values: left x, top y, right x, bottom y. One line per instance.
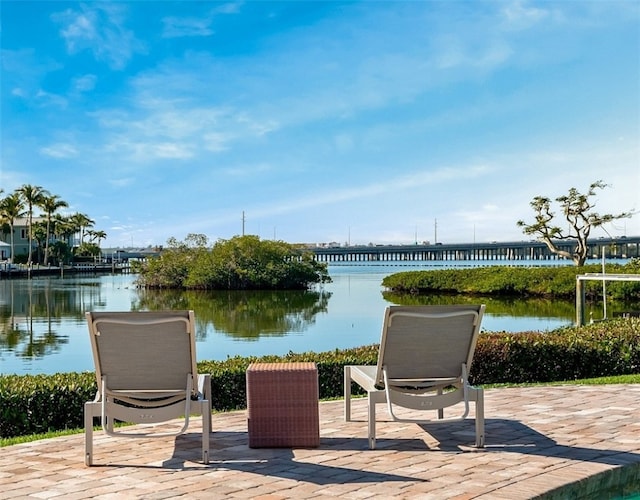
11, 87, 27, 98
92, 111, 220, 162
247, 164, 493, 219
34, 89, 67, 108
203, 132, 231, 152
161, 16, 214, 38
72, 74, 97, 93
108, 178, 134, 188
2, 48, 63, 101
40, 143, 78, 159
432, 34, 513, 72
501, 0, 550, 30
52, 3, 146, 70
212, 2, 243, 16
161, 1, 241, 38
102, 136, 195, 162
222, 162, 272, 177
88, 94, 278, 166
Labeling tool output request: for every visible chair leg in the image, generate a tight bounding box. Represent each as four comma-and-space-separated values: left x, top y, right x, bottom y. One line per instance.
368, 392, 376, 450
84, 402, 94, 466
344, 366, 352, 421
202, 374, 213, 441
202, 400, 210, 465
475, 387, 485, 448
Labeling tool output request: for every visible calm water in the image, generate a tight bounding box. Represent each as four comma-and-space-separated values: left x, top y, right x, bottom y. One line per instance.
0, 261, 609, 376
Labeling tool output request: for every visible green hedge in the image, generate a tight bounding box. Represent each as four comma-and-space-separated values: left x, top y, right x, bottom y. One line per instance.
0, 373, 96, 438
472, 318, 640, 383
1, 318, 638, 439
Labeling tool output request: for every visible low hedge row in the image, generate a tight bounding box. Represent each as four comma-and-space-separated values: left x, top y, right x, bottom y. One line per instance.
472, 318, 640, 383
1, 318, 638, 439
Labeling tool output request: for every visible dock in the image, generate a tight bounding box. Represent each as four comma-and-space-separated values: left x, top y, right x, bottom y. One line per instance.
0, 263, 132, 279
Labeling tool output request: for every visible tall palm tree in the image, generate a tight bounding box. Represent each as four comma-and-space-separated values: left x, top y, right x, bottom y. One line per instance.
90, 229, 107, 248
40, 194, 68, 265
68, 212, 95, 247
0, 192, 26, 263
52, 214, 76, 265
16, 184, 49, 265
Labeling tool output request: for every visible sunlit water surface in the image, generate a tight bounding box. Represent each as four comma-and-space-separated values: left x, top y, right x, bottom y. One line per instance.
0, 261, 608, 375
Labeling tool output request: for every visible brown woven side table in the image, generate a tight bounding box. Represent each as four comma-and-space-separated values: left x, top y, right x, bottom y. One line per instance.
246, 362, 320, 448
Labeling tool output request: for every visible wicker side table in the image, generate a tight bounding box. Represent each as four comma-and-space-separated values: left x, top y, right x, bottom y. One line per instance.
246, 362, 320, 448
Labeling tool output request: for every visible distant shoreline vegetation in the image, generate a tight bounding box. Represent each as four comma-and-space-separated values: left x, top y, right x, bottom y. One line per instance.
133, 234, 331, 290
382, 260, 640, 300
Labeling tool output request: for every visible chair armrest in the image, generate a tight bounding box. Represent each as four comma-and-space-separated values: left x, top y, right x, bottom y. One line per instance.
197, 373, 212, 402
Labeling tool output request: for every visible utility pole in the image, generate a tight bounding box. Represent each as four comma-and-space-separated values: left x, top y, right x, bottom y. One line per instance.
242, 211, 245, 236
434, 218, 438, 244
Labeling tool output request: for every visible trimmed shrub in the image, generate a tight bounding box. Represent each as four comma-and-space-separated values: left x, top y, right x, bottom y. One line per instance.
472, 317, 640, 384
0, 373, 96, 438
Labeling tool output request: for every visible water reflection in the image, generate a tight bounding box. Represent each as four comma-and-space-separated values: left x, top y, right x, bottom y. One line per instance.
0, 275, 334, 374
383, 291, 577, 328
0, 269, 620, 375
134, 288, 331, 339
0, 279, 75, 359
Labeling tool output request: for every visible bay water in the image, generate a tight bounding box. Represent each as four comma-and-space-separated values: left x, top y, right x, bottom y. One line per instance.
0, 261, 602, 376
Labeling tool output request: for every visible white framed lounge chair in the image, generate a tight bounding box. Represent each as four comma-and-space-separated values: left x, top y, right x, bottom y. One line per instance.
344, 304, 486, 450
84, 310, 212, 466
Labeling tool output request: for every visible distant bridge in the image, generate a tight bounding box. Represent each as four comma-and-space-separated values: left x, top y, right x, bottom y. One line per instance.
310, 237, 640, 263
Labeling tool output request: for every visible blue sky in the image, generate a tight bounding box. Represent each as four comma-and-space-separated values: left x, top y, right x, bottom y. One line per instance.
2, 1, 639, 248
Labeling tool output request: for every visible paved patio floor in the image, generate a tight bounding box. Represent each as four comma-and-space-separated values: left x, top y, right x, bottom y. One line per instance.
1, 385, 639, 499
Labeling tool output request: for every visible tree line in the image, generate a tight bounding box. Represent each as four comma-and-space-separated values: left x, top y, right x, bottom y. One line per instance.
0, 184, 106, 265
1, 179, 633, 267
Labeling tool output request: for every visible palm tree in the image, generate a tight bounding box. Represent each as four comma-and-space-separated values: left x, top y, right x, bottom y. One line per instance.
40, 194, 69, 265
89, 229, 107, 247
0, 192, 25, 263
16, 184, 49, 265
52, 214, 76, 265
68, 212, 95, 248
32, 222, 48, 263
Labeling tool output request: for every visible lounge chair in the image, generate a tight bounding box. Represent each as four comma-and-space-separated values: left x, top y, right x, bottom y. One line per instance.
84, 310, 212, 465
344, 304, 486, 449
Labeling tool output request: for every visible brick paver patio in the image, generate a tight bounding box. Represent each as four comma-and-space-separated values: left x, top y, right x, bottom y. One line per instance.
1, 385, 639, 499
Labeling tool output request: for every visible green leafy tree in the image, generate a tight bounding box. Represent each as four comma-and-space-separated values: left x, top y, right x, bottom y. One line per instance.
137, 234, 331, 290
517, 180, 634, 266
16, 184, 49, 265
40, 194, 68, 265
88, 229, 107, 249
68, 212, 94, 246
31, 222, 48, 264
0, 192, 25, 263
50, 240, 71, 266
53, 214, 76, 240
75, 242, 101, 258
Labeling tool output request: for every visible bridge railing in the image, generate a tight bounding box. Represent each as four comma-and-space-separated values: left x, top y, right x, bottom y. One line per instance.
308, 237, 640, 263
